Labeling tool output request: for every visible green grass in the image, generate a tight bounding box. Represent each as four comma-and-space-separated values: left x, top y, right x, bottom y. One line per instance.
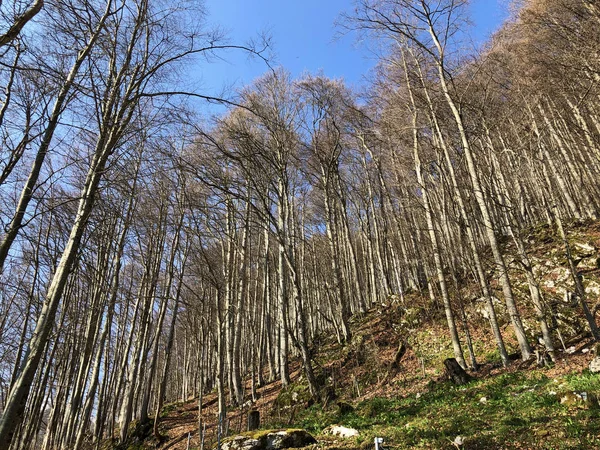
266, 370, 600, 449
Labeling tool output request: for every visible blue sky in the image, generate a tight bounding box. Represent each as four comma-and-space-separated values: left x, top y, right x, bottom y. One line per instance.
195, 0, 509, 98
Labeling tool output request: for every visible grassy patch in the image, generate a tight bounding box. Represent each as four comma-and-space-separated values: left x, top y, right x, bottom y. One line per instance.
267, 369, 600, 449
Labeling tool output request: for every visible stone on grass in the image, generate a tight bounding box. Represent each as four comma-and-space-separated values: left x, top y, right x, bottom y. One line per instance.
222, 436, 262, 450
589, 357, 600, 374
324, 425, 359, 438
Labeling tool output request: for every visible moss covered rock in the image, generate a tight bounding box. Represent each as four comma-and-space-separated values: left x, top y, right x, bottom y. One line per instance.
220, 429, 317, 450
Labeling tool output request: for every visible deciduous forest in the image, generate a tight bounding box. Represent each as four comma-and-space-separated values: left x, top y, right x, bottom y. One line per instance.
1, 0, 600, 449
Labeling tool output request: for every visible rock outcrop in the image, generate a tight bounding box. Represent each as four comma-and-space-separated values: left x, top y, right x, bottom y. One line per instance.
220, 429, 317, 450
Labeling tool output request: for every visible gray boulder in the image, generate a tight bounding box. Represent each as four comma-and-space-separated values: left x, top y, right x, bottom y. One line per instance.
222, 437, 261, 450
221, 429, 317, 450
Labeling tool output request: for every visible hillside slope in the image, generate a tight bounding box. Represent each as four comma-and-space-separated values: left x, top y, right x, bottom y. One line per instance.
124, 221, 600, 450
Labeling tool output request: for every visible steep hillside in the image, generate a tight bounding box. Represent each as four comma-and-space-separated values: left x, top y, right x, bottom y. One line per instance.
120, 221, 600, 450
